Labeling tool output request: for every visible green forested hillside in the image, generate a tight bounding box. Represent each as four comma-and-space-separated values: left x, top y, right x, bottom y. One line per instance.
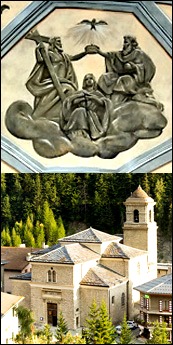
1, 173, 172, 247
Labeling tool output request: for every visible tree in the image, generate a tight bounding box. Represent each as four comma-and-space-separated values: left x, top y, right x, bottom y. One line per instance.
61, 332, 86, 344
85, 299, 116, 344
11, 227, 22, 247
85, 299, 100, 344
55, 311, 68, 343
96, 300, 116, 344
14, 306, 34, 344
36, 223, 45, 248
24, 228, 35, 247
1, 227, 12, 246
119, 314, 134, 344
1, 194, 12, 229
146, 321, 168, 344
57, 216, 66, 239
40, 324, 53, 344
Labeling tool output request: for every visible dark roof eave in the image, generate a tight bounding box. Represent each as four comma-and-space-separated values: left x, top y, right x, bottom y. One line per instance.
134, 288, 172, 296
4, 268, 24, 271
60, 240, 102, 243
30, 260, 74, 264
102, 255, 129, 259
80, 283, 109, 288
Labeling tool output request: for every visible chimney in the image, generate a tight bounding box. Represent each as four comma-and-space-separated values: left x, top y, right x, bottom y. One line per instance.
26, 253, 32, 261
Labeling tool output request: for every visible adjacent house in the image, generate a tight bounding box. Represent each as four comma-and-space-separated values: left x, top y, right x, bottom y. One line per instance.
1, 246, 39, 293
10, 186, 160, 330
1, 292, 24, 344
157, 263, 172, 278
1, 260, 8, 292
134, 273, 172, 341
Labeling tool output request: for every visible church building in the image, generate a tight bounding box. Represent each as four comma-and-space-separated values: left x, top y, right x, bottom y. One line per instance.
10, 186, 158, 330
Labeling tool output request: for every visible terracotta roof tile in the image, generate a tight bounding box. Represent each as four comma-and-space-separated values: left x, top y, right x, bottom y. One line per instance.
1, 246, 40, 271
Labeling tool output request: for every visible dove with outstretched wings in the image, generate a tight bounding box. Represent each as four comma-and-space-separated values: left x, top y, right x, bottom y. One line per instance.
65, 18, 110, 46
77, 18, 108, 30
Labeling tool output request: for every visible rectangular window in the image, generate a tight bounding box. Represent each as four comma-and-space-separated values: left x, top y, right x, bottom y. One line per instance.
76, 316, 79, 328
144, 297, 149, 310
112, 296, 114, 304
163, 300, 169, 311
140, 297, 144, 308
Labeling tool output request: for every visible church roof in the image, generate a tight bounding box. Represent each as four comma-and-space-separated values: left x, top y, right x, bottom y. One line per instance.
29, 243, 100, 264
102, 242, 147, 259
59, 227, 121, 244
134, 274, 172, 295
125, 185, 154, 203
80, 264, 127, 287
131, 185, 149, 198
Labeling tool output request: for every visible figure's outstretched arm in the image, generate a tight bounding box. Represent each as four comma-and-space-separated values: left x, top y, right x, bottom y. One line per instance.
69, 46, 109, 60
69, 51, 88, 61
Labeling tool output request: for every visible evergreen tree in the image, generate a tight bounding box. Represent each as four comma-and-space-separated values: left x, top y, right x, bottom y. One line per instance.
24, 228, 35, 247
154, 178, 167, 234
1, 227, 12, 246
146, 321, 168, 344
55, 311, 68, 343
47, 209, 59, 246
119, 314, 134, 344
57, 216, 66, 239
25, 215, 34, 233
61, 332, 86, 344
14, 220, 24, 242
42, 200, 51, 242
40, 324, 53, 344
11, 227, 22, 247
36, 223, 45, 248
96, 300, 116, 344
1, 194, 12, 229
10, 174, 23, 225
33, 174, 42, 221
85, 299, 100, 344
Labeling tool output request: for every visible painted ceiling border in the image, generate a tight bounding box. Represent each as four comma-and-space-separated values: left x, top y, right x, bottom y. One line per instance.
1, 1, 172, 173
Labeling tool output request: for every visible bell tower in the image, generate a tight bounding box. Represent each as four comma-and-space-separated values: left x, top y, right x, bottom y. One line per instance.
123, 185, 157, 276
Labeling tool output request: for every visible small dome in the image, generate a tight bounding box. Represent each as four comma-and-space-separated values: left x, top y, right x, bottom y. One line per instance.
131, 185, 150, 198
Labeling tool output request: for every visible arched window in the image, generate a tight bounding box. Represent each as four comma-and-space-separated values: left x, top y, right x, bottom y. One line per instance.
52, 270, 56, 283
134, 209, 139, 223
47, 270, 51, 282
121, 292, 125, 307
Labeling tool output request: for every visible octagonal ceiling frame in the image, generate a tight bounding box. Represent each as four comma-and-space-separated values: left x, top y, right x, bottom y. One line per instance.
1, 0, 172, 173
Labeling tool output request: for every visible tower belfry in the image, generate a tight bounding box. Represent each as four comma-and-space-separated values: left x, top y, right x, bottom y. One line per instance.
123, 185, 157, 277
